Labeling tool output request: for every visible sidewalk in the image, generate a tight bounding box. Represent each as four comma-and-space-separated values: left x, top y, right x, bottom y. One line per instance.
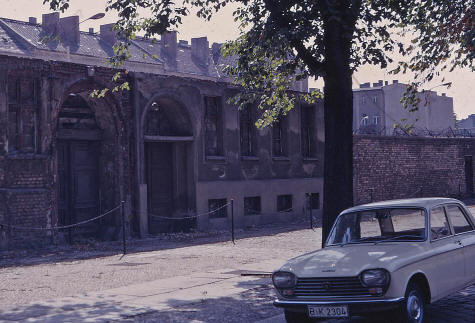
0, 259, 282, 322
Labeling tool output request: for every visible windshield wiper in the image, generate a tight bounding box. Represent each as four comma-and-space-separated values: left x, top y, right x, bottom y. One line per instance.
374, 235, 424, 245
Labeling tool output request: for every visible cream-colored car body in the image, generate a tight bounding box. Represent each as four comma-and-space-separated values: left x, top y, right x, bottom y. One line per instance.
275, 198, 475, 306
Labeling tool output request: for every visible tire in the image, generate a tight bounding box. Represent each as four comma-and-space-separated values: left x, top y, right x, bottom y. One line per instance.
284, 309, 314, 323
394, 281, 426, 323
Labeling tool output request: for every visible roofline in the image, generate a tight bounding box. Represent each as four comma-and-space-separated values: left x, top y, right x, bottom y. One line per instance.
0, 18, 37, 52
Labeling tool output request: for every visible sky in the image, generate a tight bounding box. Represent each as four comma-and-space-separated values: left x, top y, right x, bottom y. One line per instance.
3, 0, 474, 119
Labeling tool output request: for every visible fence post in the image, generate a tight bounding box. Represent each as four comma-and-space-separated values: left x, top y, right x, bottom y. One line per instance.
309, 195, 313, 230
231, 199, 235, 245
121, 200, 126, 255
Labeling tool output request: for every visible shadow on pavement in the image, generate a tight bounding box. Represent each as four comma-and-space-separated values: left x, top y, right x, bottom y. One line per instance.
0, 219, 318, 269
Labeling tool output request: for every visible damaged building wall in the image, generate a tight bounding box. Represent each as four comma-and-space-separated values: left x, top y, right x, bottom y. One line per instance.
0, 56, 133, 248
0, 13, 323, 248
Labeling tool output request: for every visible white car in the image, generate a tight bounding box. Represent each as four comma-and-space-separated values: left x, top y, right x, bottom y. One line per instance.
273, 198, 475, 323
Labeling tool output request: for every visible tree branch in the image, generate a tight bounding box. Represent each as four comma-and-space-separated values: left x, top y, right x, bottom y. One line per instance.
262, 0, 326, 77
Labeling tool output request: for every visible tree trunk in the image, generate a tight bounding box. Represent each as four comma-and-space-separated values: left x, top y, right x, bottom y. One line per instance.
321, 19, 354, 246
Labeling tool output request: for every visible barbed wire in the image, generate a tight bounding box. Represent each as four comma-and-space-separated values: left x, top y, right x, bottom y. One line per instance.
354, 126, 475, 138
149, 202, 232, 220
0, 204, 121, 231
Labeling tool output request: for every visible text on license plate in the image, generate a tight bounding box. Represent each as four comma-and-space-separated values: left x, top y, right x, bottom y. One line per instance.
308, 305, 349, 318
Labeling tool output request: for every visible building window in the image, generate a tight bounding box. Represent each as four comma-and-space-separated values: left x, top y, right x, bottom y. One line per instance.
204, 96, 223, 156
7, 77, 39, 153
244, 196, 261, 215
301, 105, 317, 158
277, 194, 292, 212
373, 116, 381, 125
307, 193, 320, 210
361, 114, 369, 126
272, 116, 287, 157
240, 106, 257, 156
208, 199, 227, 218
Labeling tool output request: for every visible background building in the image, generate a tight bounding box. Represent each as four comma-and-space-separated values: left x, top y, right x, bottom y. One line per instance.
457, 114, 475, 136
0, 13, 323, 248
353, 80, 455, 135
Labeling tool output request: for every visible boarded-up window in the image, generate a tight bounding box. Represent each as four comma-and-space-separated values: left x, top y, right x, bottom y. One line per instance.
240, 105, 257, 156
244, 196, 261, 215
204, 96, 223, 156
301, 105, 317, 158
7, 77, 39, 153
272, 116, 287, 157
277, 194, 292, 212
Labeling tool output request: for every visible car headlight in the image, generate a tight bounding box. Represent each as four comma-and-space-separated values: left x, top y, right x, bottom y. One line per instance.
272, 271, 297, 289
360, 269, 390, 287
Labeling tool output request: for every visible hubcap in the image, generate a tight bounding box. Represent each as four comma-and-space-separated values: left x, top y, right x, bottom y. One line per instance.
407, 292, 422, 322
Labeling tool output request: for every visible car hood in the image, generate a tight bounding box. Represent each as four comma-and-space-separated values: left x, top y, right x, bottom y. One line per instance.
278, 242, 426, 277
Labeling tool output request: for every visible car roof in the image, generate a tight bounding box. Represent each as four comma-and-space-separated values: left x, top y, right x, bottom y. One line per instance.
342, 197, 464, 214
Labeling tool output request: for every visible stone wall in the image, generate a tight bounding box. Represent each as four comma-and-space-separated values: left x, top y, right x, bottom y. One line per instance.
354, 135, 475, 205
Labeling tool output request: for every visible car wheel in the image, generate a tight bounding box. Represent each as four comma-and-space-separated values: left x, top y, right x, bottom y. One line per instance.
398, 282, 426, 323
284, 309, 315, 323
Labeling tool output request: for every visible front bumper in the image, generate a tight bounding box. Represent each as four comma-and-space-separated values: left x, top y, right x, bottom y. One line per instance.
274, 297, 404, 315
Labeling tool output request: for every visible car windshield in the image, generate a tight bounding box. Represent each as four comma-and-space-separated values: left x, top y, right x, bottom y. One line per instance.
326, 208, 426, 246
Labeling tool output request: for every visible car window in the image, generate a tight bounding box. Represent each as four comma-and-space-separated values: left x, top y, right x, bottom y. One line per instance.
430, 207, 452, 240
391, 209, 425, 233
445, 205, 473, 234
326, 208, 426, 246
360, 212, 381, 238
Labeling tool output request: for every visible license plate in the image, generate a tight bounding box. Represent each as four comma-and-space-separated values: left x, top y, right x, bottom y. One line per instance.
308, 305, 349, 318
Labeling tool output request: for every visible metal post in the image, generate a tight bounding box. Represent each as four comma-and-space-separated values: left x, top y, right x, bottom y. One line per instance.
121, 200, 126, 255
231, 199, 235, 245
309, 195, 313, 230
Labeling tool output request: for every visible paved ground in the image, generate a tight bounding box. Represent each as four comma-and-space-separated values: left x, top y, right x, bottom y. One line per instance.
0, 206, 474, 322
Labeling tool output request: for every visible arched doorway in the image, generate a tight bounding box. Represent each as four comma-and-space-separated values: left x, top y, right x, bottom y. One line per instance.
57, 94, 102, 241
143, 95, 195, 233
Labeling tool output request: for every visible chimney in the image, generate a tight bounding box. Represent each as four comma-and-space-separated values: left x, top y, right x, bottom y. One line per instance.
100, 23, 118, 45
392, 80, 399, 84
360, 82, 370, 88
161, 31, 177, 65
191, 37, 209, 66
29, 17, 37, 24
211, 42, 222, 64
442, 93, 446, 97
89, 28, 94, 35
59, 16, 79, 45
385, 81, 388, 86
42, 12, 60, 35
378, 80, 383, 86
372, 82, 380, 87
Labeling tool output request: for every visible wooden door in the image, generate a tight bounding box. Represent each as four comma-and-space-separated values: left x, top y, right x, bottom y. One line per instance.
146, 142, 174, 232
58, 141, 99, 240
465, 156, 473, 196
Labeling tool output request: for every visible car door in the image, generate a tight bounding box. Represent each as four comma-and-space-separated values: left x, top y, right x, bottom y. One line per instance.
427, 206, 465, 298
445, 204, 475, 284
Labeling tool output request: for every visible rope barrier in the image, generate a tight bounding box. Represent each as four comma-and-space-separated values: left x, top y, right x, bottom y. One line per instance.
149, 202, 232, 220
0, 204, 121, 231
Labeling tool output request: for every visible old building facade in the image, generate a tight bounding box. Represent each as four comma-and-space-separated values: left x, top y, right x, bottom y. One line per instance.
353, 80, 455, 135
0, 13, 323, 248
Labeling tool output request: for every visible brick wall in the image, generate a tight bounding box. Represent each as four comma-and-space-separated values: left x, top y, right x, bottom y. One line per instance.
354, 135, 475, 205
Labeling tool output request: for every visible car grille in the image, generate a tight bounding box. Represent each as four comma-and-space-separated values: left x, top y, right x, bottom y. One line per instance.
293, 277, 371, 298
